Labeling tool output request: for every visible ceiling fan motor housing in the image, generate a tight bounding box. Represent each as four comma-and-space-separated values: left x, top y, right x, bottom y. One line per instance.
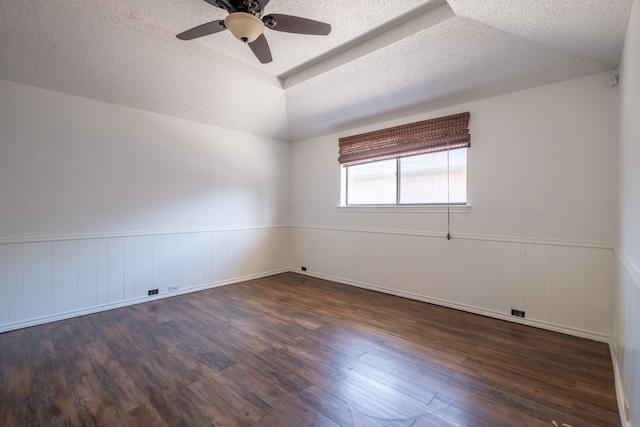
224, 12, 265, 43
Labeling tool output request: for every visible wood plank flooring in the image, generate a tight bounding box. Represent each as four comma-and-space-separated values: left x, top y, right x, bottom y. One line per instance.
0, 273, 621, 426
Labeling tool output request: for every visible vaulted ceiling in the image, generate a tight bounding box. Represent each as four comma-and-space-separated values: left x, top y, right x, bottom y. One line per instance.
0, 0, 632, 141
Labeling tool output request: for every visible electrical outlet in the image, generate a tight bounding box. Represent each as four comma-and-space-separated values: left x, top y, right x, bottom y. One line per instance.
168, 285, 179, 292
511, 309, 525, 318
148, 289, 159, 296
301, 266, 307, 271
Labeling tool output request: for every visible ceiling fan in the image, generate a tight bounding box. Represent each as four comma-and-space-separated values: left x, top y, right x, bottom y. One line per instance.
176, 0, 332, 64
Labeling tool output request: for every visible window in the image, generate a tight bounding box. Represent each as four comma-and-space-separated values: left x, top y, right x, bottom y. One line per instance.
344, 149, 467, 205
339, 112, 470, 206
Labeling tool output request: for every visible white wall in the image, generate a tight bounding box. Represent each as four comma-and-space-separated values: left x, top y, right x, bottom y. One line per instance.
0, 79, 290, 238
613, 0, 640, 424
0, 79, 290, 331
290, 72, 618, 340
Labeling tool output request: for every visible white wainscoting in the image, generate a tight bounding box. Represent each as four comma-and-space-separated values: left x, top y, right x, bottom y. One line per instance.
0, 226, 290, 332
291, 225, 613, 342
611, 252, 640, 427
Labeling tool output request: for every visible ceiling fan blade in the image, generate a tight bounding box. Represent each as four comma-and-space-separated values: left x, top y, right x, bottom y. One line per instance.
264, 14, 331, 35
176, 20, 226, 40
249, 34, 272, 63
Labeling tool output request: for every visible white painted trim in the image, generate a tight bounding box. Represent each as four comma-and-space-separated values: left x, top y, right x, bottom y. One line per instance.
291, 224, 614, 249
451, 232, 613, 249
337, 205, 472, 214
3, 225, 612, 250
292, 269, 610, 343
0, 268, 289, 333
0, 224, 291, 245
610, 341, 632, 427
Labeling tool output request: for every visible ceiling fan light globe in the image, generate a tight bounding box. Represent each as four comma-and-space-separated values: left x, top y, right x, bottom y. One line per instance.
224, 12, 264, 43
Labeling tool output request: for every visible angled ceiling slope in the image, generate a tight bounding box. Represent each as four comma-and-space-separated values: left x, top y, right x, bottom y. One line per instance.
0, 0, 632, 142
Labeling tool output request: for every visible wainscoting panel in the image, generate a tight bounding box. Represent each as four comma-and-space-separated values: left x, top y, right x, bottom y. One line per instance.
193, 233, 206, 288
525, 244, 553, 323
500, 242, 526, 316
612, 253, 640, 427
161, 233, 180, 294
23, 242, 52, 320
0, 226, 290, 332
96, 238, 109, 306
7, 244, 23, 323
123, 236, 135, 300
107, 237, 125, 303
464, 239, 493, 310
78, 239, 97, 310
226, 229, 246, 280
133, 235, 153, 299
179, 233, 196, 290
571, 247, 590, 330
587, 248, 613, 335
208, 231, 223, 284
0, 245, 7, 325
291, 226, 613, 340
152, 235, 163, 295
550, 246, 573, 327
52, 240, 79, 314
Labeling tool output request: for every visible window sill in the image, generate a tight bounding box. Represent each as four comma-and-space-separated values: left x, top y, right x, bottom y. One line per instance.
337, 205, 471, 213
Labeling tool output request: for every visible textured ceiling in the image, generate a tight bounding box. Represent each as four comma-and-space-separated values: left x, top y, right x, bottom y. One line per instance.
0, 0, 632, 141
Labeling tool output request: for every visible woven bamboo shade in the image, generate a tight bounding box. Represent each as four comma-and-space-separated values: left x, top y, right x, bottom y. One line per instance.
338, 112, 470, 166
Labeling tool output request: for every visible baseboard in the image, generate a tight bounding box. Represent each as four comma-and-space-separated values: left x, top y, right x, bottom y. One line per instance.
0, 268, 289, 333
610, 341, 631, 427
291, 269, 610, 343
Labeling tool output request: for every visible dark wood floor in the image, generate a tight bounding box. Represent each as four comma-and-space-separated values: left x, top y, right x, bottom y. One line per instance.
0, 273, 620, 426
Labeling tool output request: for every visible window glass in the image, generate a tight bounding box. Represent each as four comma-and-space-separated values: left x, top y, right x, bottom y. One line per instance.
346, 159, 396, 204
400, 149, 467, 204
344, 148, 467, 205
